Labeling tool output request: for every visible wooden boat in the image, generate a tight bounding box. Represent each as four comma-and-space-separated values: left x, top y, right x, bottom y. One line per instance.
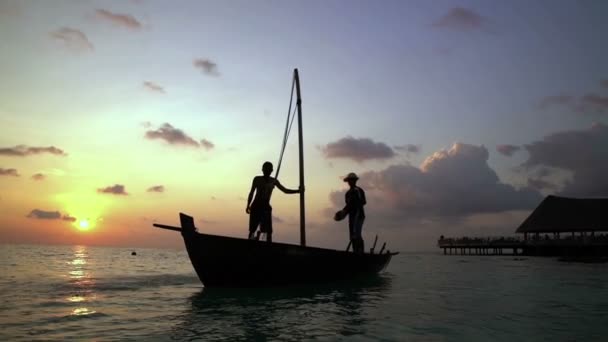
154, 69, 397, 288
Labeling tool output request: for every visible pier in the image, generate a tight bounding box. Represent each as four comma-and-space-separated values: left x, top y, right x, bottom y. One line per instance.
439, 195, 608, 257
438, 236, 608, 256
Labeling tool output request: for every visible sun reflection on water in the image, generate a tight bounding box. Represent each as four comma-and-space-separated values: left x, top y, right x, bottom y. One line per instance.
65, 245, 98, 315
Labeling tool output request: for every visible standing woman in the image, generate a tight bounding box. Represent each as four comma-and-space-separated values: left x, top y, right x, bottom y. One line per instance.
335, 172, 366, 254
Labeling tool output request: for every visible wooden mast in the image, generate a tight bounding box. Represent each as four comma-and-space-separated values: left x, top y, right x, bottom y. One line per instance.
294, 68, 306, 247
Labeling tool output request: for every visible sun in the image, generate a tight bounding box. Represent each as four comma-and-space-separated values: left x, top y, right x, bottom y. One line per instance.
78, 220, 90, 231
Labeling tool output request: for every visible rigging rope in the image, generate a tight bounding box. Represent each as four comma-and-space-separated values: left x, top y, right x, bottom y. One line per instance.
275, 74, 297, 179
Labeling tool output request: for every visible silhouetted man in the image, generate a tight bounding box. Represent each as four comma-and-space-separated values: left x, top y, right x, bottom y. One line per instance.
334, 172, 366, 254
246, 161, 300, 242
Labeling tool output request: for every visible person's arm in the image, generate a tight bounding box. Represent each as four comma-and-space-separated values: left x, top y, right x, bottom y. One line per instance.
275, 179, 300, 194
246, 177, 257, 213
360, 188, 367, 206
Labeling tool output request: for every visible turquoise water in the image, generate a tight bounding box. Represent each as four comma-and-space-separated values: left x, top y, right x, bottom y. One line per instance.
1, 244, 607, 341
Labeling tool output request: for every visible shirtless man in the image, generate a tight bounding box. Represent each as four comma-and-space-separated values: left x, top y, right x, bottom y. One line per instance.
246, 161, 300, 242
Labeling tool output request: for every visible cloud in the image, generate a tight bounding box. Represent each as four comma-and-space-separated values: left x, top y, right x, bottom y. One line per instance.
433, 7, 485, 31
537, 94, 574, 110
0, 145, 67, 157
580, 94, 608, 114
200, 139, 215, 150
145, 123, 214, 149
326, 143, 541, 222
62, 215, 77, 222
143, 81, 165, 94
97, 184, 129, 195
602, 80, 608, 88
0, 168, 19, 177
27, 209, 61, 220
50, 27, 94, 52
321, 136, 396, 162
526, 178, 557, 191
522, 123, 608, 196
394, 144, 420, 154
147, 185, 165, 193
496, 144, 521, 157
31, 173, 45, 181
95, 9, 142, 29
193, 59, 220, 76
26, 209, 76, 221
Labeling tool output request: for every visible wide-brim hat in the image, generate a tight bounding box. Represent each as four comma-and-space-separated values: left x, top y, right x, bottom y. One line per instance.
343, 172, 359, 182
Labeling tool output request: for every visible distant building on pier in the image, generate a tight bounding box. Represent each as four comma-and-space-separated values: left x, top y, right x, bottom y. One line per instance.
516, 195, 608, 240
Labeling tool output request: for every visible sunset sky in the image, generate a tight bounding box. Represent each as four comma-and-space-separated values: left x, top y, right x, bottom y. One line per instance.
1, 0, 607, 250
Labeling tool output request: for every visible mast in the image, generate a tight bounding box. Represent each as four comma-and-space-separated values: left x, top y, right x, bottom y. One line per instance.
294, 68, 306, 247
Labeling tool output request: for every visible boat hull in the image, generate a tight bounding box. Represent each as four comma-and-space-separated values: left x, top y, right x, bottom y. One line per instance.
182, 230, 394, 288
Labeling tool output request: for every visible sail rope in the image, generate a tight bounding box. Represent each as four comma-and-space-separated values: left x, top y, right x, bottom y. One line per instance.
275, 74, 297, 179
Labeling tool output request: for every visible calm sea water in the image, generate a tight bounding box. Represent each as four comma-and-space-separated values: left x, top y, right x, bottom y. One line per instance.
1, 244, 607, 341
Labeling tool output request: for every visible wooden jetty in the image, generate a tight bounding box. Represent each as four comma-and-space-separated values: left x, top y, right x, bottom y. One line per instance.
439, 195, 608, 257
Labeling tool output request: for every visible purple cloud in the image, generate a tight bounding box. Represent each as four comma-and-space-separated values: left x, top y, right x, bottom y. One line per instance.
523, 123, 608, 196
537, 94, 574, 110
31, 173, 45, 181
200, 139, 215, 150
496, 144, 521, 157
322, 136, 395, 162
145, 123, 214, 150
50, 27, 94, 52
147, 185, 165, 193
193, 59, 220, 76
143, 81, 165, 94
394, 144, 420, 154
0, 168, 19, 177
433, 7, 485, 31
326, 143, 541, 221
95, 9, 142, 29
0, 145, 67, 157
97, 184, 129, 195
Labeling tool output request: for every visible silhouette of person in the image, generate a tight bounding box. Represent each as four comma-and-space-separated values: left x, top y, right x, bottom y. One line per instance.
246, 161, 300, 242
334, 172, 366, 254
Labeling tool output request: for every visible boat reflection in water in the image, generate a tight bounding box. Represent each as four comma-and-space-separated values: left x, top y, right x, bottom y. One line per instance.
170, 276, 393, 341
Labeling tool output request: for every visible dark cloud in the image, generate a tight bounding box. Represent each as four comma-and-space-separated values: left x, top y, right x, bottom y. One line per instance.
26, 209, 76, 221
27, 209, 61, 220
580, 94, 608, 113
496, 144, 521, 157
0, 168, 19, 177
200, 139, 215, 150
537, 94, 574, 110
50, 27, 94, 52
145, 123, 214, 149
433, 7, 485, 31
193, 59, 220, 76
95, 9, 142, 29
322, 136, 396, 162
62, 215, 77, 222
97, 184, 129, 195
0, 145, 67, 157
523, 123, 608, 196
145, 123, 200, 147
527, 178, 557, 191
143, 81, 165, 94
147, 185, 165, 193
31, 173, 45, 181
394, 144, 420, 154
327, 143, 541, 222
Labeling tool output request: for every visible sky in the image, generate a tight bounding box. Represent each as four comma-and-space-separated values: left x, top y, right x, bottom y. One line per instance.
1, 0, 607, 250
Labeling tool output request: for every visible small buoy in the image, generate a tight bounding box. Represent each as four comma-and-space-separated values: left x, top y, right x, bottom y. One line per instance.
131, 251, 137, 256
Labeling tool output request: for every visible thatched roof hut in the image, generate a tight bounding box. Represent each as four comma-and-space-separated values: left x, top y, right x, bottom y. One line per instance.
516, 195, 608, 234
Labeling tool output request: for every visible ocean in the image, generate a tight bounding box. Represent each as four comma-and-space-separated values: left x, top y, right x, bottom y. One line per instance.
1, 244, 607, 341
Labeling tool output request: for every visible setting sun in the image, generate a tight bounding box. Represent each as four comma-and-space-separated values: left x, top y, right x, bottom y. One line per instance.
78, 220, 90, 231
